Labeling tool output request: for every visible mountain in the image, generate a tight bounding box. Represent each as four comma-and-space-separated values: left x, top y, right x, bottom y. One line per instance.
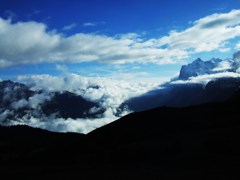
1, 89, 240, 179
178, 58, 226, 80
42, 91, 102, 118
178, 51, 240, 80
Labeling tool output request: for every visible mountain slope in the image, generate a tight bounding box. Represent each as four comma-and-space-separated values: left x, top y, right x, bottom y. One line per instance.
86, 90, 240, 178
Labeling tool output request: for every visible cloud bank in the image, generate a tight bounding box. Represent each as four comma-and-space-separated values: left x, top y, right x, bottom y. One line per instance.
0, 9, 240, 67
17, 74, 159, 109
0, 74, 159, 133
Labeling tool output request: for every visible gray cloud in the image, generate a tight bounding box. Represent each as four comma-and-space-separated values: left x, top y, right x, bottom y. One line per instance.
201, 18, 232, 29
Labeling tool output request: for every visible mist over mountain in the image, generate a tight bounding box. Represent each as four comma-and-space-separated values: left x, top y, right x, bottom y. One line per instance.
0, 80, 107, 132
124, 51, 240, 112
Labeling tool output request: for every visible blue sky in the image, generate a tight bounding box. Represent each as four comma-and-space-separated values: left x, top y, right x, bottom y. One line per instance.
0, 0, 240, 81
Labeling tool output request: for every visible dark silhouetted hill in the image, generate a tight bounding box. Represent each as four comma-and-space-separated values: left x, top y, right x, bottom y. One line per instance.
1, 90, 240, 179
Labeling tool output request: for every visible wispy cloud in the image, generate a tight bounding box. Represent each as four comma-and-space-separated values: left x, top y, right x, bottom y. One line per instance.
62, 23, 77, 31
83, 21, 105, 27
56, 64, 68, 73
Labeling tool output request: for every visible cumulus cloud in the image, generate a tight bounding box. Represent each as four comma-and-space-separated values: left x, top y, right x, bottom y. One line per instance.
1, 9, 240, 67
0, 18, 60, 67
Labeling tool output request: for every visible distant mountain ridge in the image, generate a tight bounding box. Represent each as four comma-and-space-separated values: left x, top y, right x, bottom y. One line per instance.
124, 51, 240, 112
179, 51, 240, 80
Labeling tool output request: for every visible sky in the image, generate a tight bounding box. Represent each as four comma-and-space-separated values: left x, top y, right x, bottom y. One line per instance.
0, 0, 240, 82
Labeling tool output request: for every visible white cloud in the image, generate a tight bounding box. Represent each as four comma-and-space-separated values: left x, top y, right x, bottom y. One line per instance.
212, 60, 233, 71
0, 18, 60, 67
14, 74, 160, 131
0, 9, 240, 68
0, 17, 176, 67
17, 74, 159, 109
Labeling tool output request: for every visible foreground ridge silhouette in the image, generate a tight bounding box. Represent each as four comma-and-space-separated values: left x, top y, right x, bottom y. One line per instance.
1, 90, 240, 180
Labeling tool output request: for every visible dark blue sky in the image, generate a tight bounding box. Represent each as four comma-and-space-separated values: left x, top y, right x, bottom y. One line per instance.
1, 0, 237, 35
0, 0, 240, 81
